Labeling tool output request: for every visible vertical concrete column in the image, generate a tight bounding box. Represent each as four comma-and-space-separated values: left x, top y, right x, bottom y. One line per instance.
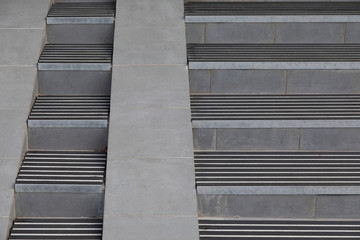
103, 0, 198, 239
0, 0, 50, 238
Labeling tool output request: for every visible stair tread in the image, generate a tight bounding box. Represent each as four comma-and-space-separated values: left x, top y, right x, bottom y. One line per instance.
48, 2, 115, 18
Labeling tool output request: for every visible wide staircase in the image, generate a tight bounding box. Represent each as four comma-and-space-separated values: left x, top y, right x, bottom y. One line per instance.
185, 1, 360, 239
7, 0, 115, 238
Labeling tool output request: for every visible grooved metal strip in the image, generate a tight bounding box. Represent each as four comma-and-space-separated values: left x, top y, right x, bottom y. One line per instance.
48, 2, 115, 17
185, 2, 360, 16
191, 94, 360, 120
9, 218, 103, 239
187, 44, 360, 62
199, 219, 360, 239
39, 44, 113, 64
16, 151, 106, 185
195, 151, 360, 186
28, 96, 110, 120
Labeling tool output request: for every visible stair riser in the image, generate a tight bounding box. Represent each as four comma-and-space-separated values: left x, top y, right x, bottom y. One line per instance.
47, 24, 114, 44
193, 128, 360, 151
55, 0, 115, 2
38, 71, 111, 95
15, 192, 103, 217
190, 69, 360, 94
28, 127, 108, 151
198, 194, 360, 219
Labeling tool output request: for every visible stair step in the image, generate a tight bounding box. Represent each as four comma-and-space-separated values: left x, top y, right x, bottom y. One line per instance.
15, 151, 106, 193
187, 44, 360, 69
195, 151, 360, 194
185, 2, 360, 23
198, 219, 360, 239
8, 218, 103, 239
28, 96, 110, 151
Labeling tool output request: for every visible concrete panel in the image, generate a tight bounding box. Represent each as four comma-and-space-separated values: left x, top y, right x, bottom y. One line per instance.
0, 67, 36, 108
113, 27, 186, 65
346, 23, 360, 43
0, 29, 45, 65
189, 70, 211, 93
104, 158, 197, 216
211, 70, 286, 93
206, 23, 275, 43
28, 127, 108, 151
316, 195, 360, 219
217, 128, 300, 150
276, 23, 345, 43
102, 216, 199, 240
223, 195, 315, 218
111, 65, 189, 108
116, 0, 184, 27
15, 192, 104, 217
38, 70, 111, 95
0, 0, 50, 28
193, 128, 217, 150
0, 217, 12, 240
186, 24, 205, 43
301, 128, 360, 150
108, 108, 193, 158
197, 194, 224, 217
0, 160, 18, 217
287, 70, 360, 93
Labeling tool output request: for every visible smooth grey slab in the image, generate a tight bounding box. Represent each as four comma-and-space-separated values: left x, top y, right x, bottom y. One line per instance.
316, 195, 360, 219
28, 120, 108, 128
0, 217, 11, 240
346, 23, 360, 43
197, 194, 224, 217
47, 17, 114, 24
189, 62, 360, 70
185, 15, 360, 23
193, 128, 216, 150
38, 63, 111, 71
186, 24, 205, 44
192, 120, 360, 128
197, 186, 360, 195
15, 184, 103, 193
0, 159, 19, 216
111, 65, 190, 108
104, 158, 197, 216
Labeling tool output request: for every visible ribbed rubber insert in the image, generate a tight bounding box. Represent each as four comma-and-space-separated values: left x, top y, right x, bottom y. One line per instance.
15, 151, 106, 186
39, 44, 113, 63
48, 2, 115, 17
8, 218, 103, 239
185, 2, 360, 16
199, 219, 360, 239
195, 151, 360, 187
28, 96, 110, 120
187, 44, 360, 62
191, 94, 360, 120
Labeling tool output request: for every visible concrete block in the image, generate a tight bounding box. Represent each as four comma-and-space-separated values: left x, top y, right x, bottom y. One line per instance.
316, 195, 360, 219
197, 194, 224, 217
276, 23, 345, 43
217, 128, 300, 150
224, 195, 315, 218
113, 27, 186, 65
0, 67, 36, 108
206, 23, 275, 43
102, 216, 199, 240
0, 29, 45, 65
0, 217, 12, 240
108, 108, 193, 158
0, 160, 18, 217
38, 70, 111, 95
193, 128, 216, 150
211, 70, 286, 93
104, 158, 197, 216
287, 70, 360, 93
346, 23, 360, 43
28, 127, 108, 151
301, 128, 360, 150
111, 65, 189, 108
189, 70, 210, 93
186, 24, 205, 43
15, 192, 104, 217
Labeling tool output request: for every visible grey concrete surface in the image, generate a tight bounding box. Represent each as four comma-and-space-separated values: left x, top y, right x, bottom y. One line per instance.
189, 70, 211, 93
186, 24, 205, 44
197, 195, 225, 217
316, 195, 360, 219
193, 128, 216, 150
346, 23, 360, 43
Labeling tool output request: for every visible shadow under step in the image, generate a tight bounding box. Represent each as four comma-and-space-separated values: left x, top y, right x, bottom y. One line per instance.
198, 218, 360, 240
38, 44, 112, 95
47, 2, 115, 44
28, 96, 110, 151
8, 218, 103, 239
187, 44, 360, 69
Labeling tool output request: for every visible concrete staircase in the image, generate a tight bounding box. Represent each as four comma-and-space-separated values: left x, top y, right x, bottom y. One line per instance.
185, 1, 360, 237
7, 0, 115, 236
